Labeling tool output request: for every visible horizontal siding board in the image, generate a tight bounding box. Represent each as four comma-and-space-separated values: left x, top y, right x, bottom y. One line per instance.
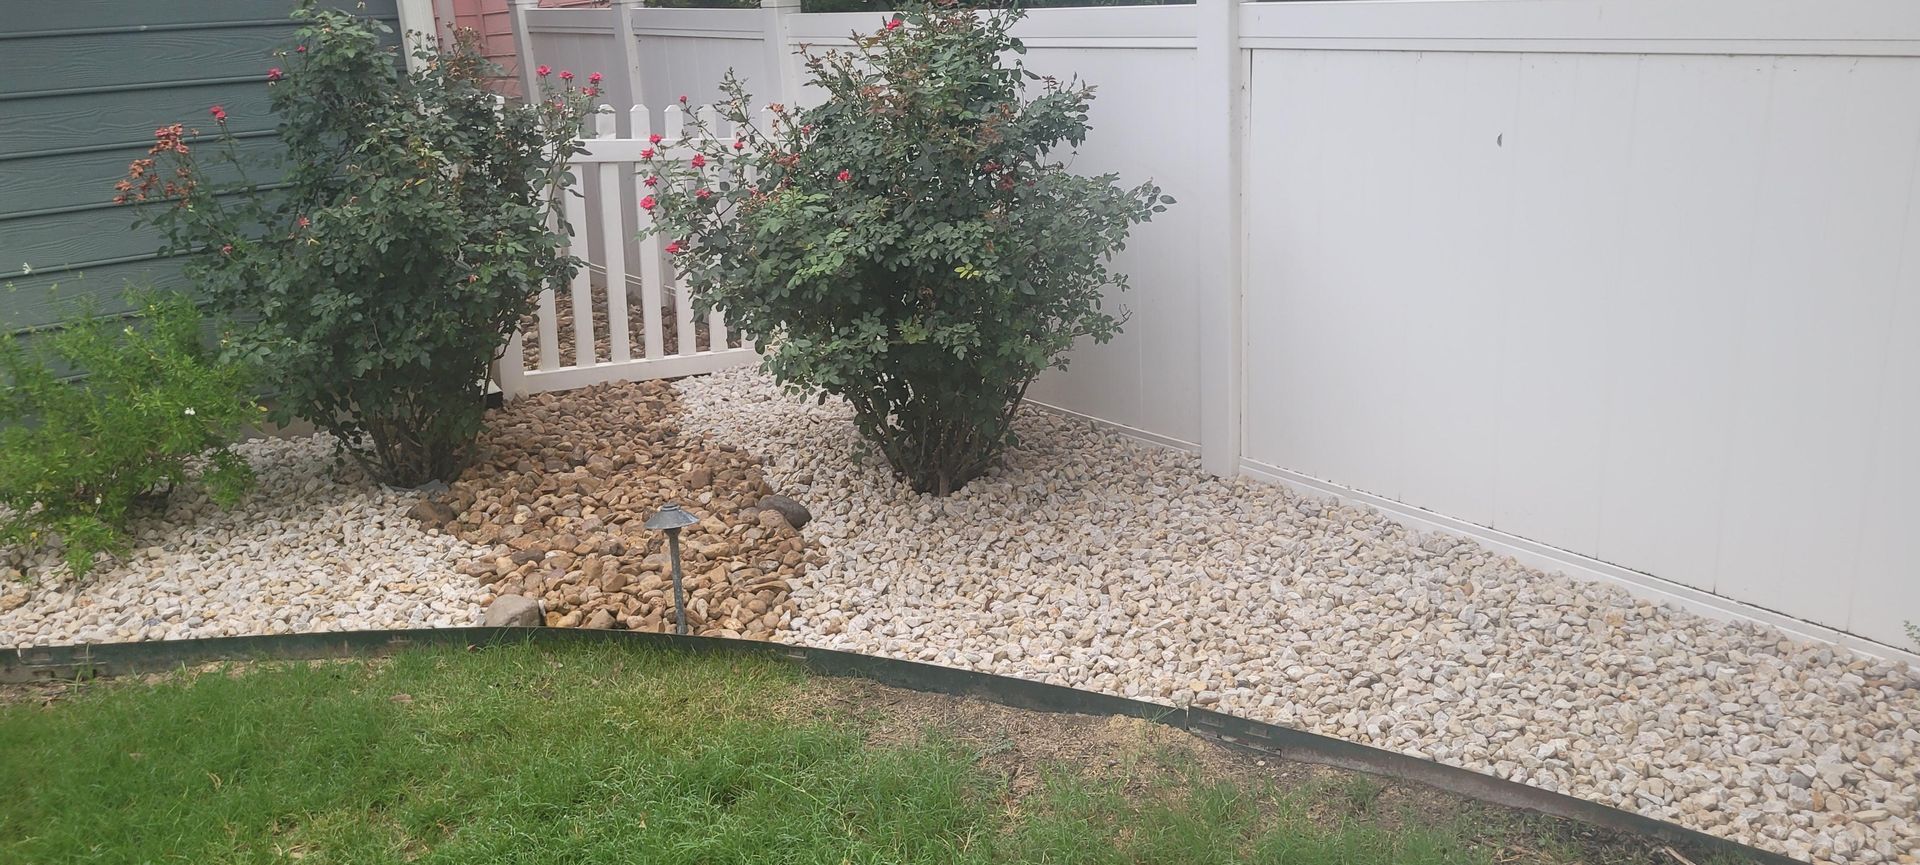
1, 28, 297, 97
0, 137, 287, 217
2, 263, 196, 334
0, 84, 280, 156
8, 207, 180, 276
2, 0, 397, 36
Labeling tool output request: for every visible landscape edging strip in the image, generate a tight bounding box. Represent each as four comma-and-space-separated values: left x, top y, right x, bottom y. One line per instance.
4, 627, 1796, 865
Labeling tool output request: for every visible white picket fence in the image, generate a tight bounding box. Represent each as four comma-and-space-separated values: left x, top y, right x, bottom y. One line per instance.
495, 105, 759, 397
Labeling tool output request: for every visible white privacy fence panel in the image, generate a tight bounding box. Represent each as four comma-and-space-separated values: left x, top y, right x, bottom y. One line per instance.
628, 8, 769, 113
497, 105, 758, 397
514, 3, 776, 135
513, 0, 1920, 656
514, 6, 634, 111
1237, 0, 1920, 653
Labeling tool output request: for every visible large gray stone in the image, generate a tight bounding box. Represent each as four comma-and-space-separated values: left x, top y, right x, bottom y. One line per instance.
407, 497, 458, 530
484, 594, 543, 627
755, 494, 812, 531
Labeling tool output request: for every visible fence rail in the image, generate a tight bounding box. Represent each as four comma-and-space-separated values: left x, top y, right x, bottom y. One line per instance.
496, 105, 759, 397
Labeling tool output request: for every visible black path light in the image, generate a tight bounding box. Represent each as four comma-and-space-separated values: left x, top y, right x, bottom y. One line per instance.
644, 503, 700, 635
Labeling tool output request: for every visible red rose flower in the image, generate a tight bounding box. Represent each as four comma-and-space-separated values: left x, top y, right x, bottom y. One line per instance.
884, 17, 901, 30
641, 147, 655, 159
733, 139, 744, 150
536, 65, 551, 77
209, 104, 227, 122
836, 169, 851, 182
666, 240, 684, 254
220, 244, 234, 256
296, 45, 307, 53
649, 133, 663, 144
690, 154, 706, 168
582, 87, 597, 97
678, 95, 688, 104
296, 215, 311, 228
559, 69, 573, 81
696, 188, 711, 199
644, 176, 658, 187
640, 195, 656, 210
589, 72, 603, 84
267, 67, 283, 82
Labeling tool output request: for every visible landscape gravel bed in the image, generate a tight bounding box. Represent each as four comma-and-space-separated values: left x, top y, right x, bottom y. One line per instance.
437, 381, 805, 637
676, 367, 1920, 865
0, 435, 486, 647
0, 382, 809, 649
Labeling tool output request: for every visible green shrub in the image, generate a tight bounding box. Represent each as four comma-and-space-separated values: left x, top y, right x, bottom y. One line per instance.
0, 294, 258, 577
642, 2, 1168, 495
125, 4, 596, 487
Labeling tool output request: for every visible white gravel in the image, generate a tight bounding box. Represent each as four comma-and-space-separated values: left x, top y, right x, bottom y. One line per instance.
0, 434, 485, 647
676, 366, 1920, 865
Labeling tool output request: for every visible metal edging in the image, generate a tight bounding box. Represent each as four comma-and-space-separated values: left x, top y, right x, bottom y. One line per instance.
4, 628, 1793, 865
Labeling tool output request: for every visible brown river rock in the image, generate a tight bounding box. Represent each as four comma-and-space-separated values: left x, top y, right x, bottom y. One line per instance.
439, 380, 804, 640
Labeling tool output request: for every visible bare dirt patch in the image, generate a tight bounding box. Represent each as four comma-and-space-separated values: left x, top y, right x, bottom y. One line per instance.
780, 675, 1754, 865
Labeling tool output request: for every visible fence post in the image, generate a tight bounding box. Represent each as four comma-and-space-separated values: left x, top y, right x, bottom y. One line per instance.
395, 0, 437, 72
497, 334, 529, 400
1194, 0, 1244, 477
508, 0, 542, 100
759, 0, 803, 106
612, 0, 647, 129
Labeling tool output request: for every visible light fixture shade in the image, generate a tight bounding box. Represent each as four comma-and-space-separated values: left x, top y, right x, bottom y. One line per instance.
644, 502, 700, 531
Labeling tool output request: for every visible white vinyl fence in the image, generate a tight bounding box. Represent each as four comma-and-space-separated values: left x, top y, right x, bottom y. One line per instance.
512, 0, 1920, 660
497, 107, 757, 397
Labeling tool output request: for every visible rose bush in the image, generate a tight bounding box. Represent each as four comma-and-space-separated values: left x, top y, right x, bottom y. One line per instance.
642, 1, 1169, 495
125, 4, 596, 486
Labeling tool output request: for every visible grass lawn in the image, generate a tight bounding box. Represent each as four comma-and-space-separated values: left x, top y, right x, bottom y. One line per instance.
0, 643, 1750, 864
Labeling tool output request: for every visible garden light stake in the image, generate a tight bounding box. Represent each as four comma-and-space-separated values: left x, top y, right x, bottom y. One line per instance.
644, 503, 700, 635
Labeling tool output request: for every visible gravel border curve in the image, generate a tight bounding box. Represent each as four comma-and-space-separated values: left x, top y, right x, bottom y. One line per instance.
675, 366, 1920, 865
0, 434, 486, 648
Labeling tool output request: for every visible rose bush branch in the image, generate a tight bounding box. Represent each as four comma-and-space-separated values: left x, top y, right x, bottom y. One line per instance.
640, 1, 1170, 496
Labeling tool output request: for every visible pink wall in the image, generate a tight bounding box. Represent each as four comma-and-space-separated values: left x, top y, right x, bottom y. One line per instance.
436, 0, 604, 95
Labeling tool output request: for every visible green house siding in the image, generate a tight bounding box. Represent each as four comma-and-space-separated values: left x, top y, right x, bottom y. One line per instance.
0, 0, 400, 334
